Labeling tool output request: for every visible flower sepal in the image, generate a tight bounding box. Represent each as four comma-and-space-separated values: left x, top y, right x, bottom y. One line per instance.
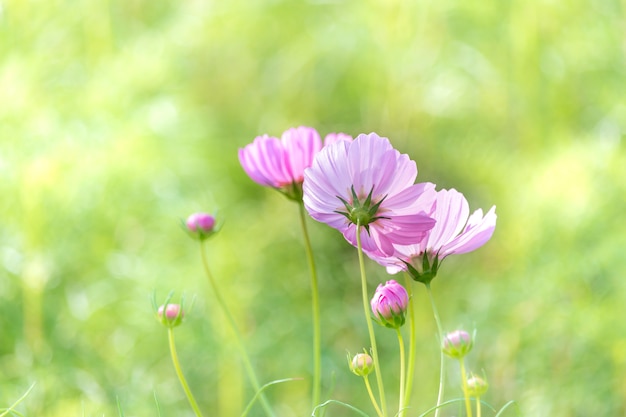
152, 291, 194, 329
372, 308, 406, 329
278, 181, 303, 202
403, 252, 440, 285
466, 373, 489, 397
335, 185, 388, 232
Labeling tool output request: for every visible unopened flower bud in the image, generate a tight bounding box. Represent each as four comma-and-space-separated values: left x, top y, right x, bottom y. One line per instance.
370, 280, 409, 329
350, 352, 374, 377
442, 330, 473, 359
185, 212, 217, 240
158, 304, 184, 328
466, 374, 489, 397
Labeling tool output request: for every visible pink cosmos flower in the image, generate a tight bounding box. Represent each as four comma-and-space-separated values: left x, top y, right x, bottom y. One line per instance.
376, 188, 496, 283
239, 126, 321, 187
303, 133, 436, 256
239, 127, 352, 200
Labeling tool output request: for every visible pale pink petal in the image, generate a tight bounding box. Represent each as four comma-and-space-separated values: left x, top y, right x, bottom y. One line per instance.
439, 205, 497, 256
383, 182, 437, 216
378, 213, 436, 245
425, 189, 470, 250
343, 226, 395, 257
303, 139, 352, 218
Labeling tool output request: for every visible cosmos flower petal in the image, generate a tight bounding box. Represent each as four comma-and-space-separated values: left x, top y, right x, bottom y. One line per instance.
281, 126, 322, 183
303, 140, 352, 216
439, 205, 497, 256
324, 132, 353, 146
384, 182, 437, 215
344, 226, 396, 257
238, 135, 289, 187
378, 213, 437, 244
425, 189, 470, 250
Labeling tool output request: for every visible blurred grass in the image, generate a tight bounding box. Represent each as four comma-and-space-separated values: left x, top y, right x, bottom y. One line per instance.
1, 0, 625, 416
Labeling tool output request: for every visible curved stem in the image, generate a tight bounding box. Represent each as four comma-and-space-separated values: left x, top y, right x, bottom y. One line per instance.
425, 283, 444, 417
402, 273, 416, 409
459, 359, 473, 417
355, 225, 388, 417
363, 376, 385, 417
396, 328, 406, 417
298, 202, 322, 409
199, 242, 275, 417
168, 328, 205, 417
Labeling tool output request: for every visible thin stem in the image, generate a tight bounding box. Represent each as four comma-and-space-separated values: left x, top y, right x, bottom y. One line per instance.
425, 283, 445, 417
459, 359, 473, 417
199, 242, 275, 417
363, 376, 385, 417
396, 328, 406, 417
402, 273, 416, 408
168, 328, 205, 417
355, 224, 388, 417
298, 202, 322, 409
476, 396, 482, 417
0, 382, 36, 417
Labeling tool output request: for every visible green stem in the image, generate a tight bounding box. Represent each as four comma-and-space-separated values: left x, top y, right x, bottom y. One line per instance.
355, 225, 388, 417
168, 328, 205, 417
396, 328, 406, 417
298, 202, 322, 409
476, 396, 482, 417
459, 359, 473, 417
363, 376, 385, 417
402, 273, 416, 409
199, 242, 275, 417
425, 283, 444, 417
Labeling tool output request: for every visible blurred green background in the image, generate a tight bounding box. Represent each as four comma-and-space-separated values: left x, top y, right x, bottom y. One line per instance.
1, 0, 625, 416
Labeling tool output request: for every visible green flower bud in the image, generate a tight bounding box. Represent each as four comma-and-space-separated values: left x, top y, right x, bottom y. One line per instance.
349, 352, 374, 377
467, 374, 489, 397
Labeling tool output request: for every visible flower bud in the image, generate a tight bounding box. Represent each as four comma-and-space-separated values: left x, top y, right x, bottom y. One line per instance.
185, 212, 217, 240
370, 280, 409, 329
466, 374, 489, 397
349, 352, 374, 377
442, 330, 473, 359
158, 303, 184, 328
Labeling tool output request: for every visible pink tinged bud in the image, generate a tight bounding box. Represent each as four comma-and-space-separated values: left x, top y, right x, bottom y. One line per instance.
158, 304, 184, 328
370, 280, 409, 329
350, 353, 374, 377
442, 330, 473, 359
185, 212, 217, 240
466, 375, 489, 397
